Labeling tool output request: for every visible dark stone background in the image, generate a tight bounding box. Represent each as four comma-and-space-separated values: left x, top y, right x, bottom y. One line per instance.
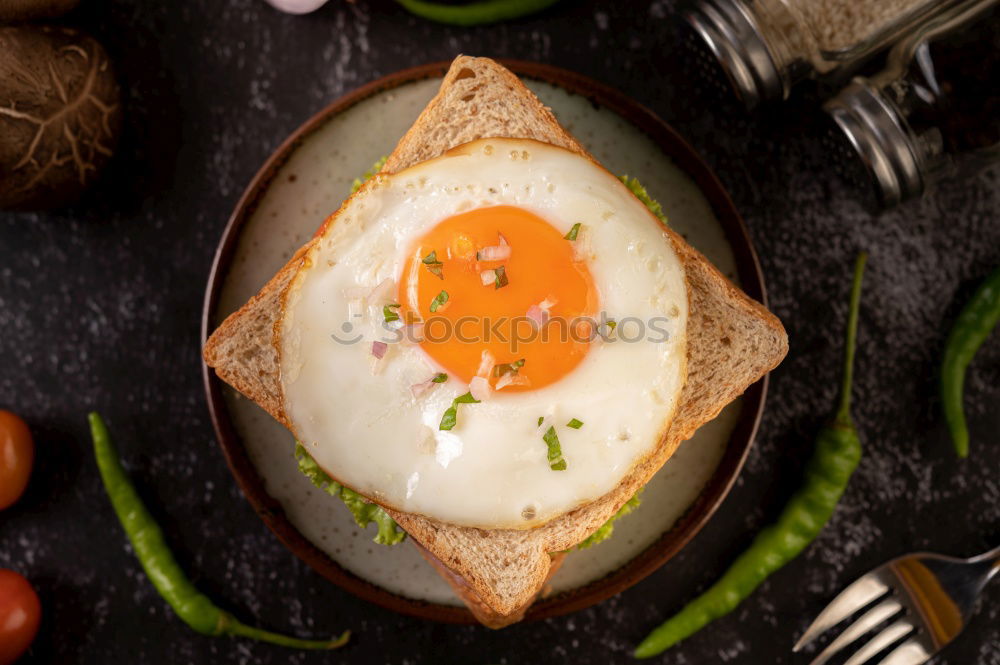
1, 1, 998, 663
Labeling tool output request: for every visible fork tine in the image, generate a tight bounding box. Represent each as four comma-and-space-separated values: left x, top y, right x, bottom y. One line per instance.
841, 620, 915, 665
806, 598, 903, 665
877, 640, 933, 665
794, 574, 891, 651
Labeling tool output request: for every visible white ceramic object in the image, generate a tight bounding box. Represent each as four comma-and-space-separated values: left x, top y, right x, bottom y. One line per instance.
212, 77, 742, 606
264, 0, 329, 15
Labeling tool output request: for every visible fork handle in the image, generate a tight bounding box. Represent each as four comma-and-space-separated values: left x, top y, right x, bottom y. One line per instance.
979, 544, 1000, 576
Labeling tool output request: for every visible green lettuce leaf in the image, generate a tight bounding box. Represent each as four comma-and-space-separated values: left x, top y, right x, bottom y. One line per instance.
295, 443, 406, 546
620, 175, 667, 225
576, 490, 643, 550
351, 156, 389, 193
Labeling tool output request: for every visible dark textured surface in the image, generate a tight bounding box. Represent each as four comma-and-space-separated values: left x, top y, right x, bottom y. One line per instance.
1, 1, 998, 663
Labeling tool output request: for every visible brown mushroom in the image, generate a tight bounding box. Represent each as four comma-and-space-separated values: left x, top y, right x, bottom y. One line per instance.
0, 25, 123, 210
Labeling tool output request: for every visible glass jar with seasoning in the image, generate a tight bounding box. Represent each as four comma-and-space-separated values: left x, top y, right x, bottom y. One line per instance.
685, 0, 964, 108
824, 0, 999, 209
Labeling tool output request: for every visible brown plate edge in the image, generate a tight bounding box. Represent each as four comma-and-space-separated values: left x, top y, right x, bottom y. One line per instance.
200, 59, 769, 626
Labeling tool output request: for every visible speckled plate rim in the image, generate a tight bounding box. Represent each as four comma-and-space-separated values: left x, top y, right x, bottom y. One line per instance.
201, 59, 769, 625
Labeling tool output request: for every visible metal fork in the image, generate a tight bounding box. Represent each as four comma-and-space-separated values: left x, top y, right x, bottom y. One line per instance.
793, 544, 1000, 665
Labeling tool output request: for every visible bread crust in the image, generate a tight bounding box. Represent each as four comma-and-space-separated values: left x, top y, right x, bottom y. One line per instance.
411, 541, 568, 629
203, 55, 788, 622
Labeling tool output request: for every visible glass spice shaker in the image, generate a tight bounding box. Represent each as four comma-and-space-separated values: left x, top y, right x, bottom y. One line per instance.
685, 0, 964, 108
824, 0, 999, 209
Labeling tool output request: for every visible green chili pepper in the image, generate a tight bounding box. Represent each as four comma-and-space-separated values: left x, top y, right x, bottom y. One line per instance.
394, 0, 560, 26
89, 413, 349, 650
940, 267, 1000, 458
634, 253, 867, 658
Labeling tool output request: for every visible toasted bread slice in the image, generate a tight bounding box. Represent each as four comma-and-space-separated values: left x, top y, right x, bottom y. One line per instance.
412, 542, 568, 629
204, 56, 787, 626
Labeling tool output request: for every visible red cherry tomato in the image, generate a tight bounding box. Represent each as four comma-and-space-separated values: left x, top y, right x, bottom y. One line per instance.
0, 411, 33, 510
0, 570, 41, 665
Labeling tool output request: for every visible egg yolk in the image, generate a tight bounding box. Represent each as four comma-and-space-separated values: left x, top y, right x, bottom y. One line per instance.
399, 205, 598, 392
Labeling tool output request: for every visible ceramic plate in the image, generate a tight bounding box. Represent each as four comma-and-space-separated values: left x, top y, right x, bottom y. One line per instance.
202, 61, 768, 623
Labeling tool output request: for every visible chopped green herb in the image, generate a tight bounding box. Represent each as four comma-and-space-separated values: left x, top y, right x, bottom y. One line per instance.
597, 320, 617, 339
383, 303, 401, 323
564, 223, 582, 241
431, 373, 448, 383
576, 491, 642, 549
494, 265, 509, 290
537, 416, 544, 427
543, 426, 567, 471
619, 175, 667, 225
295, 443, 405, 545
422, 250, 444, 279
440, 407, 457, 431
567, 418, 584, 429
429, 290, 449, 313
494, 358, 526, 377
439, 391, 481, 431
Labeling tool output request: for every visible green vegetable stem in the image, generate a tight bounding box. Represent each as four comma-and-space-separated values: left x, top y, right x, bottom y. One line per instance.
634, 252, 867, 658
89, 413, 349, 649
940, 266, 1000, 458
394, 0, 561, 26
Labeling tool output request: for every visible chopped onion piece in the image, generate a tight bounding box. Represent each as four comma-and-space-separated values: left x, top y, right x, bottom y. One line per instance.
476, 349, 496, 377
572, 225, 592, 261
411, 372, 448, 398
527, 298, 555, 328
410, 379, 434, 398
496, 373, 530, 390
526, 304, 547, 327
410, 380, 432, 397
371, 341, 388, 359
498, 233, 509, 247
476, 245, 512, 261
469, 376, 492, 401
480, 269, 495, 286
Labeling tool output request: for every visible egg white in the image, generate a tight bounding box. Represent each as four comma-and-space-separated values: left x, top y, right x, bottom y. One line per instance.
280, 138, 688, 529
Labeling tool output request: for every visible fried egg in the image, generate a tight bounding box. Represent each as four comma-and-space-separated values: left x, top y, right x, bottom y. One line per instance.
280, 138, 688, 529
